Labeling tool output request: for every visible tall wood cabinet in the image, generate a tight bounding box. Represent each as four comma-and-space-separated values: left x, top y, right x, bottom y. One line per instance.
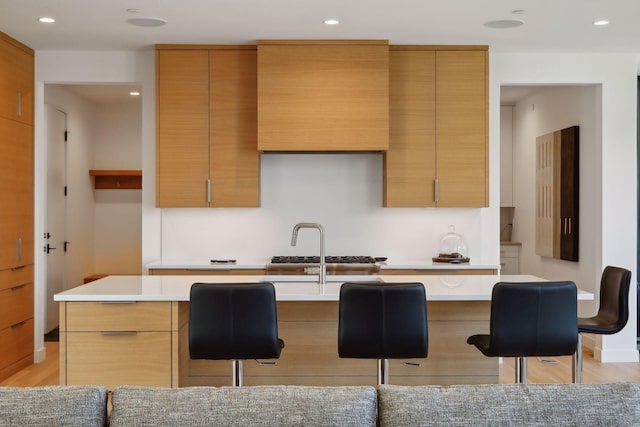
156, 45, 260, 208
0, 32, 34, 381
384, 46, 488, 207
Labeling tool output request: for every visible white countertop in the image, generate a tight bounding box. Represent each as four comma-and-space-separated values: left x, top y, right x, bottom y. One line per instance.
54, 274, 594, 302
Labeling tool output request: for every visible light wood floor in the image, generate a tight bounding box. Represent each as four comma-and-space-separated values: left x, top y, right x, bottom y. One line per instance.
1, 342, 638, 387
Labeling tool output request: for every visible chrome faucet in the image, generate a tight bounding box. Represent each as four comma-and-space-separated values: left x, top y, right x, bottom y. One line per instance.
291, 222, 326, 285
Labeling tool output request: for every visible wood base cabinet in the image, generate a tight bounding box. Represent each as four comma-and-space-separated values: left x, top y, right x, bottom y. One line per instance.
385, 46, 488, 207
60, 298, 496, 388
59, 301, 187, 390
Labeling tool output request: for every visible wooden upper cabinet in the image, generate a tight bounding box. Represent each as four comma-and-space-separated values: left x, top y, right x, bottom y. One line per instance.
257, 40, 389, 151
385, 46, 488, 208
385, 49, 436, 207
210, 49, 259, 207
0, 33, 33, 125
156, 46, 259, 208
435, 50, 488, 207
157, 50, 210, 207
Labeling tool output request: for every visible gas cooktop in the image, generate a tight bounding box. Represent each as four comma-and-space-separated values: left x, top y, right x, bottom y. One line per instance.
270, 256, 378, 264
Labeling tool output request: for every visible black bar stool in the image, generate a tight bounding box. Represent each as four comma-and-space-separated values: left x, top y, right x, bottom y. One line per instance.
467, 281, 578, 383
572, 266, 631, 383
338, 282, 428, 385
189, 282, 284, 386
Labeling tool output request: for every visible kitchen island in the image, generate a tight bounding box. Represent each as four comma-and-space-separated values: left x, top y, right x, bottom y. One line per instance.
55, 274, 592, 389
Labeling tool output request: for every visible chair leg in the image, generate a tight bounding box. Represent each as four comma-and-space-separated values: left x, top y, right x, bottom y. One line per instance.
232, 359, 244, 387
572, 333, 583, 384
377, 359, 389, 385
515, 357, 528, 384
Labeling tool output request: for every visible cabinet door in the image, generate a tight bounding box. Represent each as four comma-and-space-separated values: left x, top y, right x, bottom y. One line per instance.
156, 50, 210, 207
385, 49, 436, 207
435, 50, 488, 207
210, 49, 260, 207
0, 118, 32, 269
0, 36, 33, 125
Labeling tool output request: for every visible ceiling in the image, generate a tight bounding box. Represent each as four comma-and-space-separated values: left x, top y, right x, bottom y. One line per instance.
2, 0, 640, 53
3, 1, 637, 105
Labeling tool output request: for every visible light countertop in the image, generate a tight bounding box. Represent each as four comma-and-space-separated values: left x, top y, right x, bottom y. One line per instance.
54, 274, 593, 302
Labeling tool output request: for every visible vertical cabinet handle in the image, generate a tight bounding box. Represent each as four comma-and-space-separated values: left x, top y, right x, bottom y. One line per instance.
16, 237, 22, 262
16, 93, 22, 116
206, 179, 212, 203
434, 179, 439, 203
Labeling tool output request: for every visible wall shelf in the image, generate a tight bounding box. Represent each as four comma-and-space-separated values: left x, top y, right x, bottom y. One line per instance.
89, 170, 142, 189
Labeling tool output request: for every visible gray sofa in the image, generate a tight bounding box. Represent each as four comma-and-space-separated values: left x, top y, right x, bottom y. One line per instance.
1, 383, 639, 426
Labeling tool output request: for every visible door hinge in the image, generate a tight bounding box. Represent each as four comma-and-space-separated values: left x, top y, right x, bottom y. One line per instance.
64, 241, 69, 252
64, 186, 67, 196
64, 130, 69, 142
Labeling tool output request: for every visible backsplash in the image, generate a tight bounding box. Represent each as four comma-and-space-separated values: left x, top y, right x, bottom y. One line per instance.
159, 153, 493, 264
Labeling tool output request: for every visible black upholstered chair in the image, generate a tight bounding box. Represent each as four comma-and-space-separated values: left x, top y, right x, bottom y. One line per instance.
189, 282, 284, 386
338, 282, 428, 385
467, 281, 578, 383
572, 266, 631, 383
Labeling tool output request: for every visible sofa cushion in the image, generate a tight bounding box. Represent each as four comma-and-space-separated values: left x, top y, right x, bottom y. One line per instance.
378, 383, 640, 427
110, 385, 377, 427
0, 385, 107, 427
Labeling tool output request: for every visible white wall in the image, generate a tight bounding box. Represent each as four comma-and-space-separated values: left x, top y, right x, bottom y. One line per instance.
93, 103, 142, 274
492, 53, 638, 362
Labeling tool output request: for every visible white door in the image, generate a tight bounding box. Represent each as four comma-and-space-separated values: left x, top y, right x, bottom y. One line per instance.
45, 105, 67, 333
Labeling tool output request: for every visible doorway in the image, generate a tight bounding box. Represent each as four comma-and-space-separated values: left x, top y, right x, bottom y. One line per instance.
44, 105, 67, 334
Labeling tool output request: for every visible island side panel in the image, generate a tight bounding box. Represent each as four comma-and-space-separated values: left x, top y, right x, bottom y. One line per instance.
59, 302, 67, 385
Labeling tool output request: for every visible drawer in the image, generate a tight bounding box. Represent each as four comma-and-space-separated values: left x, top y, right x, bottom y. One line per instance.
65, 331, 172, 389
0, 264, 33, 292
65, 301, 171, 331
0, 318, 33, 368
499, 245, 520, 258
0, 282, 33, 330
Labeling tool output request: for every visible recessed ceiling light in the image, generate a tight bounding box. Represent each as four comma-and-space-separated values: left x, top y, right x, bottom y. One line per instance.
324, 19, 339, 25
483, 19, 524, 29
129, 91, 141, 96
38, 17, 55, 24
126, 17, 167, 27
593, 20, 610, 26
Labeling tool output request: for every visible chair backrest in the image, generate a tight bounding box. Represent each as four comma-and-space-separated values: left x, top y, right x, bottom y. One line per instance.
338, 282, 428, 359
189, 282, 282, 360
489, 281, 578, 357
593, 266, 631, 333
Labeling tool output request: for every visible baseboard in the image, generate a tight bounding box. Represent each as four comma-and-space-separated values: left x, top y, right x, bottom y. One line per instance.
34, 345, 46, 363
594, 347, 640, 363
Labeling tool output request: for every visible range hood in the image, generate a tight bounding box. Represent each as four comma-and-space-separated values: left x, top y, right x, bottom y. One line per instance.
257, 40, 389, 152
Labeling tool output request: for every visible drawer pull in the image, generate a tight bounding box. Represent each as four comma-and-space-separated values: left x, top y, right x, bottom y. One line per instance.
11, 284, 27, 291
11, 265, 26, 271
11, 321, 27, 328
100, 331, 137, 335
99, 301, 137, 304
402, 361, 421, 367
